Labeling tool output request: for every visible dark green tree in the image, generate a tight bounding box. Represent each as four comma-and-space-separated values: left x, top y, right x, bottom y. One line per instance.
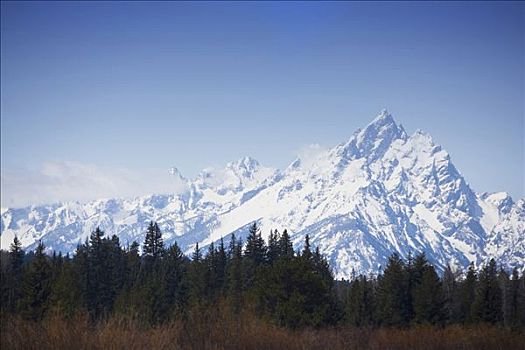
376, 253, 409, 326
345, 275, 375, 327
19, 242, 52, 320
267, 230, 281, 265
244, 222, 267, 289
2, 236, 25, 312
278, 229, 294, 260
188, 243, 206, 306
442, 265, 460, 324
143, 221, 165, 264
458, 262, 477, 323
227, 234, 243, 313
472, 259, 502, 324
411, 258, 444, 324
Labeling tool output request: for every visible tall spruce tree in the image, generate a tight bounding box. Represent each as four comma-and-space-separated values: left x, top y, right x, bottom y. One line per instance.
87, 227, 106, 318
301, 234, 312, 261
143, 221, 165, 264
411, 258, 444, 324
161, 242, 188, 318
244, 222, 267, 289
3, 236, 25, 312
506, 267, 524, 328
215, 238, 228, 296
458, 262, 477, 323
278, 229, 294, 260
442, 265, 460, 324
188, 243, 206, 306
19, 241, 52, 320
472, 259, 502, 324
267, 230, 281, 265
345, 275, 375, 326
376, 253, 409, 326
227, 234, 243, 313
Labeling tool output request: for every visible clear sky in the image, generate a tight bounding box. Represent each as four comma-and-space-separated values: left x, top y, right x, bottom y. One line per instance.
1, 1, 524, 207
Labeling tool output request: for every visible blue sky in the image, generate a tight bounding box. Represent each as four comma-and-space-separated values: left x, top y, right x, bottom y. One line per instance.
1, 1, 524, 206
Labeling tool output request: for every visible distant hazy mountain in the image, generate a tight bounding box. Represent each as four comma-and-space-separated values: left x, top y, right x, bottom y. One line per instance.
2, 110, 523, 279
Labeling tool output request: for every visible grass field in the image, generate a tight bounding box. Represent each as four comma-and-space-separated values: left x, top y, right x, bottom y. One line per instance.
2, 311, 524, 350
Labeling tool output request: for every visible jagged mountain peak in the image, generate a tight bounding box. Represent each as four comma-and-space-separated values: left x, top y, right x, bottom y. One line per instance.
226, 156, 261, 173
1, 111, 523, 278
335, 110, 408, 162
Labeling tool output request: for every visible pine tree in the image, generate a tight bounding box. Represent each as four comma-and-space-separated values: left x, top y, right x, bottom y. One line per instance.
412, 260, 444, 324
345, 275, 375, 326
313, 246, 333, 286
3, 236, 25, 312
458, 262, 477, 323
143, 221, 165, 264
244, 222, 267, 265
244, 222, 267, 289
188, 243, 206, 306
19, 241, 52, 320
518, 272, 525, 327
215, 238, 228, 296
125, 241, 141, 290
49, 254, 82, 317
73, 241, 90, 311
301, 234, 312, 261
162, 242, 188, 317
442, 265, 460, 324
227, 234, 243, 313
376, 253, 409, 326
278, 229, 294, 260
102, 234, 124, 314
267, 230, 281, 265
505, 267, 522, 328
472, 259, 502, 324
257, 240, 335, 329
205, 242, 218, 300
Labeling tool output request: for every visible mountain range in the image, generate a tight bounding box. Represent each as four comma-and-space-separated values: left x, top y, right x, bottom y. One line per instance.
1, 110, 523, 279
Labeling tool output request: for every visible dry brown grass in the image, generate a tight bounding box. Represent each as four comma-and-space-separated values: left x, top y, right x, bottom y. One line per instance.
1, 311, 524, 350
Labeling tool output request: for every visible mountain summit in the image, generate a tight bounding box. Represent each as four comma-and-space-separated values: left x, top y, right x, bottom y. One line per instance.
1, 110, 523, 278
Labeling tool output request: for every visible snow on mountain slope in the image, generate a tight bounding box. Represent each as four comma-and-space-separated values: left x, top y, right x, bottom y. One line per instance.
1, 110, 523, 278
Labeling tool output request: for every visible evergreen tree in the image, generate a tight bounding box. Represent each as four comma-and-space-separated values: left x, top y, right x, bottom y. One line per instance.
244, 222, 267, 289
19, 242, 52, 320
215, 238, 228, 296
458, 262, 477, 323
301, 234, 312, 261
442, 265, 460, 324
205, 242, 218, 300
412, 260, 443, 324
227, 234, 243, 313
376, 253, 409, 326
49, 255, 82, 317
87, 227, 105, 318
504, 267, 522, 328
143, 221, 165, 264
278, 229, 294, 260
518, 272, 525, 327
256, 237, 335, 329
2, 236, 25, 312
244, 222, 267, 265
125, 241, 141, 290
188, 243, 206, 306
162, 242, 188, 318
345, 275, 375, 326
472, 259, 502, 324
267, 230, 281, 265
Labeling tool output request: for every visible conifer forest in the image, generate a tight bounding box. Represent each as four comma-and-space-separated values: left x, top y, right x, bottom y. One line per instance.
1, 222, 524, 349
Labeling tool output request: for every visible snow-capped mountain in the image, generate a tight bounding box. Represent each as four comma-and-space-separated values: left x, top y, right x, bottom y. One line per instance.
1, 110, 523, 279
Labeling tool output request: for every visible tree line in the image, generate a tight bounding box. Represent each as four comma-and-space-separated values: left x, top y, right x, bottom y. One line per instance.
1, 222, 524, 329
